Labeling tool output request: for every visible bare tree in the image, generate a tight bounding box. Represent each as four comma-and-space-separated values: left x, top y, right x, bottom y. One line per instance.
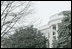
1, 1, 32, 38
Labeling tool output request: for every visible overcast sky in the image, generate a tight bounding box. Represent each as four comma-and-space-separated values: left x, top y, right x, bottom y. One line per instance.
3, 1, 71, 29
1, 1, 71, 35
32, 1, 71, 28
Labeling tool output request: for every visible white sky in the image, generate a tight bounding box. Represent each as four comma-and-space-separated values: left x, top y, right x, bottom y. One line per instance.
2, 1, 71, 29
1, 1, 71, 35
32, 1, 71, 28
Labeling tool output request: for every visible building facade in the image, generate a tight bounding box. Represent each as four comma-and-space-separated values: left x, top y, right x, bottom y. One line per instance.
38, 13, 64, 48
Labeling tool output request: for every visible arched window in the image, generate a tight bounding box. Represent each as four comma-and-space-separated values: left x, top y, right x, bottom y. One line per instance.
53, 31, 55, 35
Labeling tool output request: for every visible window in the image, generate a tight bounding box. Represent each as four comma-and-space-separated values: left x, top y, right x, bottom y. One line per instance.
53, 32, 55, 35
52, 25, 56, 30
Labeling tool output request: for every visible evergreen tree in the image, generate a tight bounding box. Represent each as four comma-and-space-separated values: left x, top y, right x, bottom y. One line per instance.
57, 11, 71, 48
1, 25, 47, 48
52, 11, 71, 48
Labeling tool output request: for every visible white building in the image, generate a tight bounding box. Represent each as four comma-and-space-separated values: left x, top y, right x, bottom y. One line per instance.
38, 12, 64, 48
